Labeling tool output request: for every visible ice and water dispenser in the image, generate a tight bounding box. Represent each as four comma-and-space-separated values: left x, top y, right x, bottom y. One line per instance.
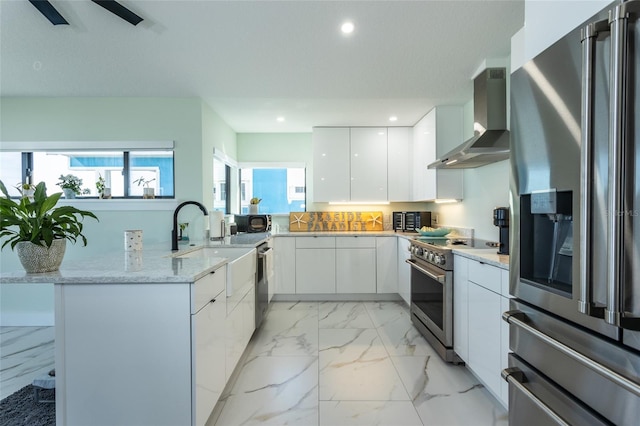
520, 190, 573, 295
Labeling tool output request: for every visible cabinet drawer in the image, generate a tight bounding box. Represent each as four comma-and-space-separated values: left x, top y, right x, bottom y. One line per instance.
193, 268, 225, 313
500, 268, 510, 298
468, 259, 501, 293
296, 236, 336, 249
335, 236, 376, 248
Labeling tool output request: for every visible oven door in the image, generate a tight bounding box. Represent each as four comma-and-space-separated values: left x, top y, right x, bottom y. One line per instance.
407, 258, 452, 347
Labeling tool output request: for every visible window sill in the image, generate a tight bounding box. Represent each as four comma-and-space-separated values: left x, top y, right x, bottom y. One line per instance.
57, 199, 178, 211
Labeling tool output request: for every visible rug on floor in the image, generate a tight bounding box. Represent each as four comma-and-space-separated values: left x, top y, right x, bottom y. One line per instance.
0, 385, 55, 426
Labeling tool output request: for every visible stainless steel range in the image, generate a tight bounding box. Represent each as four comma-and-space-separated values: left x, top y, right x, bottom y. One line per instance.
407, 237, 463, 364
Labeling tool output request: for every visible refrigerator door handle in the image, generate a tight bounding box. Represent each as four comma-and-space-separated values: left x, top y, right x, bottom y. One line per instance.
606, 5, 632, 327
501, 367, 570, 426
503, 310, 640, 397
579, 19, 608, 317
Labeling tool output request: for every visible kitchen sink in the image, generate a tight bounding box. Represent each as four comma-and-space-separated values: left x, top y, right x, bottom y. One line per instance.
176, 247, 257, 308
176, 247, 254, 261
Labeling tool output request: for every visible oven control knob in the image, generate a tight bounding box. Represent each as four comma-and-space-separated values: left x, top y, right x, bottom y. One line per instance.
427, 252, 434, 262
439, 256, 446, 266
434, 254, 441, 264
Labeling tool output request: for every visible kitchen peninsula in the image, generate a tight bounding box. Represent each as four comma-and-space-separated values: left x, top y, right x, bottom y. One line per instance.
0, 241, 260, 426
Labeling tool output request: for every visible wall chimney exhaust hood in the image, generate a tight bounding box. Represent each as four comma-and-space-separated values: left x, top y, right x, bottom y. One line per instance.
428, 68, 509, 169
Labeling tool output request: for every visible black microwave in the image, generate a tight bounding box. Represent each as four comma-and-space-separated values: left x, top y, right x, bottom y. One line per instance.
235, 215, 271, 233
393, 211, 432, 232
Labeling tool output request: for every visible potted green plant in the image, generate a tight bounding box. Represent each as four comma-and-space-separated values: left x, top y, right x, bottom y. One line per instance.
133, 177, 156, 199
57, 174, 90, 199
0, 180, 98, 273
15, 182, 36, 201
249, 197, 261, 214
178, 222, 189, 242
96, 174, 111, 199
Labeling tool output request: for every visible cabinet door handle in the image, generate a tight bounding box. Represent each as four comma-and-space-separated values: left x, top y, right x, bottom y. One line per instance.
209, 270, 216, 275
209, 298, 216, 304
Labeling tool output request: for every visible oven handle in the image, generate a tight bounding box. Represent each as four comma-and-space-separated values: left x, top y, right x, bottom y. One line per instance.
405, 259, 445, 283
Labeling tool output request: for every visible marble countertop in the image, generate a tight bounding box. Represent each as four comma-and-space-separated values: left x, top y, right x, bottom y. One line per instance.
451, 248, 509, 270
0, 236, 271, 285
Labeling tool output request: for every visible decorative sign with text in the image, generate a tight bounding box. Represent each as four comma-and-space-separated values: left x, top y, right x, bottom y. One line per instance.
288, 211, 384, 232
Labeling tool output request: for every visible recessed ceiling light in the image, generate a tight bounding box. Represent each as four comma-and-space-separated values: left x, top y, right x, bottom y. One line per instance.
276, 116, 285, 122
389, 116, 398, 122
341, 21, 355, 34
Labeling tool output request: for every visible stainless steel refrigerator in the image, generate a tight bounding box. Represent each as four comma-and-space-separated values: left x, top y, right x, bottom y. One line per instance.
507, 0, 640, 424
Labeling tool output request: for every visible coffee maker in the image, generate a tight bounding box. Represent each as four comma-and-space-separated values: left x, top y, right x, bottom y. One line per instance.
493, 207, 509, 255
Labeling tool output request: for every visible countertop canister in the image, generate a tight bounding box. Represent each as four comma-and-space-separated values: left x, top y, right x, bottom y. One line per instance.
124, 230, 143, 251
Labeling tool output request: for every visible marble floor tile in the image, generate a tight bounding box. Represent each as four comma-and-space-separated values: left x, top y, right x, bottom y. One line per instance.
248, 308, 319, 357
215, 356, 319, 426
0, 326, 55, 399
318, 328, 408, 401
318, 302, 375, 329
319, 401, 423, 426
365, 302, 434, 356
391, 355, 507, 426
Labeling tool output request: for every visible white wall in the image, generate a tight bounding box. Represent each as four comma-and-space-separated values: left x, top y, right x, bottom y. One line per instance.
429, 160, 510, 242
0, 97, 237, 325
512, 0, 613, 71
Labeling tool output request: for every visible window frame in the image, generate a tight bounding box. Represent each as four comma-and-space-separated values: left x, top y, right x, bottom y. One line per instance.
0, 141, 175, 200
238, 162, 307, 215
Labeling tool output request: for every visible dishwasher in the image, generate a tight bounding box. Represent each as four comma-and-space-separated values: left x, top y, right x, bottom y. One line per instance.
255, 241, 273, 328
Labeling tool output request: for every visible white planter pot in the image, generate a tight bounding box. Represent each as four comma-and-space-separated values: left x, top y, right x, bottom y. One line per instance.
16, 239, 67, 273
143, 187, 155, 199
249, 204, 259, 214
100, 188, 111, 199
63, 188, 76, 199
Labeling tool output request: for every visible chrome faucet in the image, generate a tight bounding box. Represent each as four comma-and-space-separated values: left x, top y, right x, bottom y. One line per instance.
172, 201, 208, 251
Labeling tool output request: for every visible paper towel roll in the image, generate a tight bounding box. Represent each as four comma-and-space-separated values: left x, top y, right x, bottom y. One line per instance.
209, 211, 225, 238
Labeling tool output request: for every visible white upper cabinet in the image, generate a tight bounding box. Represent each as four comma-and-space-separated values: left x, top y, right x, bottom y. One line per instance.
313, 127, 350, 202
313, 126, 412, 202
350, 128, 388, 201
412, 107, 464, 201
387, 127, 412, 201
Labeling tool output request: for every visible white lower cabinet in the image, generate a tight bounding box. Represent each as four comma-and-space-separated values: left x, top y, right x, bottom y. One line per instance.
336, 236, 376, 293
225, 285, 255, 382
467, 280, 503, 399
55, 265, 233, 426
274, 237, 296, 294
193, 285, 226, 426
453, 255, 509, 408
376, 237, 398, 293
295, 237, 336, 293
453, 255, 469, 361
397, 237, 411, 305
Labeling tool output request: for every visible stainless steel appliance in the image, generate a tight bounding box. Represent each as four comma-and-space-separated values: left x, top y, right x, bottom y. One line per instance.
407, 237, 462, 364
235, 214, 272, 233
255, 241, 273, 328
507, 1, 640, 423
428, 68, 510, 169
493, 207, 509, 255
393, 211, 431, 232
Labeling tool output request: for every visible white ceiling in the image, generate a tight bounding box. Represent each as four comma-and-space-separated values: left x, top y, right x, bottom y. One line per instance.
0, 0, 524, 133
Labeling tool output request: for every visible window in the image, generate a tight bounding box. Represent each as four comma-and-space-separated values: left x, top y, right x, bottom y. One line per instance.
0, 152, 24, 197
0, 141, 175, 199
239, 165, 306, 214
